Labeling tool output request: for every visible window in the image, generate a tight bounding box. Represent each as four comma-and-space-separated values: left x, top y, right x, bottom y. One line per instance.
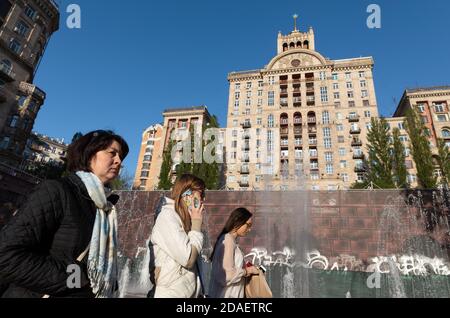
24, 5, 36, 19
258, 80, 263, 88
398, 122, 405, 130
325, 152, 333, 162
319, 72, 326, 80
0, 136, 10, 149
326, 164, 333, 175
15, 21, 29, 37
256, 128, 260, 136
345, 72, 351, 80
233, 120, 238, 127
146, 140, 154, 146
336, 112, 343, 120
246, 82, 252, 89
323, 127, 331, 137
333, 83, 339, 90
346, 82, 353, 89
322, 111, 330, 124
437, 115, 448, 122
417, 104, 425, 113
359, 71, 365, 78
339, 148, 346, 156
245, 99, 251, 107
364, 111, 371, 118
332, 73, 338, 80
363, 100, 370, 107
361, 90, 368, 98
442, 129, 450, 138
234, 83, 240, 91
311, 173, 320, 181
338, 136, 345, 143
360, 80, 367, 88
324, 138, 332, 149
421, 116, 428, 124
257, 99, 263, 106
407, 174, 416, 184
246, 91, 252, 99
404, 148, 410, 157
342, 173, 349, 182
234, 101, 239, 110
142, 163, 150, 170
348, 101, 355, 107
143, 155, 152, 162
268, 76, 275, 85
340, 160, 347, 168
434, 104, 445, 113
257, 90, 263, 97
9, 115, 19, 128
347, 91, 354, 99
268, 91, 274, 106
337, 124, 344, 132
235, 92, 240, 99
232, 140, 237, 148
255, 118, 262, 125
228, 175, 236, 183
320, 87, 328, 103
268, 114, 274, 128
17, 95, 27, 107
334, 101, 341, 108
230, 152, 236, 160
9, 39, 21, 54
140, 171, 149, 178
334, 92, 340, 100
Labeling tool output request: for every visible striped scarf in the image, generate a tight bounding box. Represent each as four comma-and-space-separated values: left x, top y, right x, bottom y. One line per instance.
76, 171, 118, 298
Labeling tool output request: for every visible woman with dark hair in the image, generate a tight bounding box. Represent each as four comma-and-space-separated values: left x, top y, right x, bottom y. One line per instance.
150, 174, 206, 298
208, 208, 259, 298
0, 130, 129, 298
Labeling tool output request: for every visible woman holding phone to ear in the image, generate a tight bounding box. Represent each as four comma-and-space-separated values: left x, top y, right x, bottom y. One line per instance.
150, 174, 206, 298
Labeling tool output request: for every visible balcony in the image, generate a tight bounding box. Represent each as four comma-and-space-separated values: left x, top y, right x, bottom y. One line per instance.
294, 118, 302, 125
351, 139, 363, 147
308, 128, 317, 134
0, 63, 16, 82
294, 140, 302, 147
354, 164, 366, 172
280, 89, 288, 96
306, 87, 315, 93
281, 153, 289, 159
350, 128, 362, 134
242, 155, 250, 162
348, 115, 360, 122
19, 82, 46, 101
309, 139, 318, 146
294, 129, 302, 136
242, 143, 250, 151
353, 152, 365, 159
240, 165, 250, 174
242, 122, 251, 129
280, 129, 289, 136
242, 131, 251, 139
307, 118, 316, 124
280, 101, 288, 107
310, 164, 319, 170
280, 140, 289, 148
239, 180, 250, 187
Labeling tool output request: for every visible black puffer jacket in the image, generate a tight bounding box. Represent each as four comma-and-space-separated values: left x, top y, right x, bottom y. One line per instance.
0, 173, 114, 298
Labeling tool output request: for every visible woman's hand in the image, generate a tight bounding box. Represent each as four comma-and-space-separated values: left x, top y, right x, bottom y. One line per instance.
245, 265, 259, 277
190, 199, 204, 220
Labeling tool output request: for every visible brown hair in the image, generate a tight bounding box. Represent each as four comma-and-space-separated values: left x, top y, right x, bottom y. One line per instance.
171, 174, 206, 232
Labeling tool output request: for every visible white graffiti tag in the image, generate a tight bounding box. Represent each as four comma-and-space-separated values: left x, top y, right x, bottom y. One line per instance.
245, 247, 296, 268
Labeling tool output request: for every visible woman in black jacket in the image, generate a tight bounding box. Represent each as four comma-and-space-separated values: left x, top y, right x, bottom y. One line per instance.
0, 130, 129, 298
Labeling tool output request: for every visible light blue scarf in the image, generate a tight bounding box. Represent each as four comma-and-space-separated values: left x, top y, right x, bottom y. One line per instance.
76, 171, 118, 298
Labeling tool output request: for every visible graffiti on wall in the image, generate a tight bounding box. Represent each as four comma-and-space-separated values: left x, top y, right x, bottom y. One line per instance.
245, 247, 450, 276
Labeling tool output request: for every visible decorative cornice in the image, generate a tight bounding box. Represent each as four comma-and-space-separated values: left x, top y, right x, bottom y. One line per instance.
407, 91, 450, 100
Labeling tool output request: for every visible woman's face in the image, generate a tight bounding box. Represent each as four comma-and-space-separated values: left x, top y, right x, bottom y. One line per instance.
235, 217, 253, 237
89, 140, 122, 185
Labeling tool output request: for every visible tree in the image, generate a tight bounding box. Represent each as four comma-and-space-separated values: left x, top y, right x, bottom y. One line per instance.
174, 115, 221, 190
404, 108, 437, 189
71, 132, 83, 143
365, 117, 395, 188
109, 168, 133, 190
437, 139, 450, 187
157, 138, 174, 190
391, 128, 408, 188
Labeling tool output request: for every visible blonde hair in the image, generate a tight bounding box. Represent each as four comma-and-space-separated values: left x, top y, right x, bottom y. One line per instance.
171, 174, 206, 232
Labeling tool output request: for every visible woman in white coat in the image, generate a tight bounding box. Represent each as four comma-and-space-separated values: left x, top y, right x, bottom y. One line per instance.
150, 174, 206, 298
209, 208, 259, 298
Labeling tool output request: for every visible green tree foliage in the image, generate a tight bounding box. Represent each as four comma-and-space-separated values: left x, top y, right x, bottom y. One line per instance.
392, 128, 408, 188
437, 139, 450, 187
157, 138, 175, 190
404, 108, 437, 189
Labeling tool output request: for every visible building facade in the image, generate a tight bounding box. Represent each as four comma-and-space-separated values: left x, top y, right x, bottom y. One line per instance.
22, 131, 67, 168
0, 0, 59, 166
133, 106, 215, 190
225, 22, 379, 191
389, 86, 450, 186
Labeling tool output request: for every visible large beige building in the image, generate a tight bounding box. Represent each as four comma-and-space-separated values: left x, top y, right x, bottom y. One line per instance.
133, 106, 215, 190
0, 0, 59, 166
387, 86, 450, 187
225, 21, 379, 191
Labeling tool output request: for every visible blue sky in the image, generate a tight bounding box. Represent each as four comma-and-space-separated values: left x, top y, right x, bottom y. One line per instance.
34, 0, 450, 175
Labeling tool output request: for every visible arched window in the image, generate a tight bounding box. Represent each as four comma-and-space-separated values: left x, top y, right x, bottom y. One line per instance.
283, 43, 288, 52
296, 41, 302, 48
268, 114, 274, 128
280, 113, 289, 126
289, 42, 295, 48
442, 128, 450, 138
303, 40, 309, 49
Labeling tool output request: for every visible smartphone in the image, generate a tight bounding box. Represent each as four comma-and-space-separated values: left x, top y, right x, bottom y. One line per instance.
194, 197, 200, 209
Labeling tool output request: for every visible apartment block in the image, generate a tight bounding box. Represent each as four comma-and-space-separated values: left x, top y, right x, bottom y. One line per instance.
225, 21, 379, 191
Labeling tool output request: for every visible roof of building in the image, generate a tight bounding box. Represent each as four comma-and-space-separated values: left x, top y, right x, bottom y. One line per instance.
163, 105, 208, 114
405, 86, 450, 94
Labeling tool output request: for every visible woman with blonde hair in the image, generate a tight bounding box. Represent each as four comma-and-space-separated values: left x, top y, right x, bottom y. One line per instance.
150, 174, 206, 298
